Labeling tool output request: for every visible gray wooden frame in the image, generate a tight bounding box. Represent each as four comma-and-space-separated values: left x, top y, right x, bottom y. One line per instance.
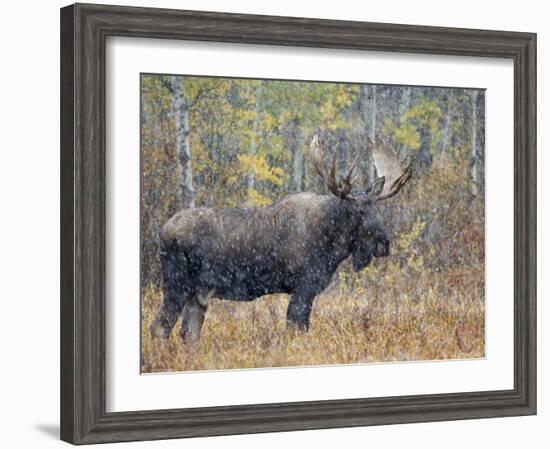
60, 3, 537, 444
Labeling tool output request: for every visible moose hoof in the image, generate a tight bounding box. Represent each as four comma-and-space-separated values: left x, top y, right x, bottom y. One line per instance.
150, 318, 172, 339
180, 328, 201, 343
286, 320, 309, 332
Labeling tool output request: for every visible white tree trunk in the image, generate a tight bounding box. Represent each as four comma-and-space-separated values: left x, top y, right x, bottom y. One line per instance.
441, 89, 454, 154
291, 120, 304, 192
371, 85, 377, 141
398, 87, 412, 158
400, 87, 411, 115
247, 85, 262, 192
168, 76, 195, 209
359, 84, 377, 184
470, 90, 479, 197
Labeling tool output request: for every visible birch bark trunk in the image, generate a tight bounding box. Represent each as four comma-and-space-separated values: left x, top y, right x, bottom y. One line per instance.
247, 85, 262, 192
167, 76, 195, 209
359, 84, 377, 185
470, 90, 479, 197
441, 90, 453, 154
291, 119, 304, 192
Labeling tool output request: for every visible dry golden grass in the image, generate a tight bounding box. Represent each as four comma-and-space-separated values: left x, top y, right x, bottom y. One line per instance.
141, 259, 484, 373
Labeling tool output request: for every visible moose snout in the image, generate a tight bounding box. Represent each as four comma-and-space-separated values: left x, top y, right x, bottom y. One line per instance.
374, 238, 390, 257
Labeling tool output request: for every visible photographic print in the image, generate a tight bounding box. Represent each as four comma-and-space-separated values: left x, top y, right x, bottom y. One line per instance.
141, 74, 485, 373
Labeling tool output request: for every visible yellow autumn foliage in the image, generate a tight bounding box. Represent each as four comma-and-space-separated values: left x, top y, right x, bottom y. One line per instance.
384, 99, 442, 152
245, 188, 273, 207
238, 154, 286, 186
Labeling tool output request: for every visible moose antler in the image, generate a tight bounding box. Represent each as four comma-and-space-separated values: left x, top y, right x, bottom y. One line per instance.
367, 135, 412, 202
375, 161, 412, 201
309, 135, 359, 201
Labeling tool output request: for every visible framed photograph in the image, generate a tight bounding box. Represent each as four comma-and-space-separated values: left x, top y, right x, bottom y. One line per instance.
60, 3, 536, 444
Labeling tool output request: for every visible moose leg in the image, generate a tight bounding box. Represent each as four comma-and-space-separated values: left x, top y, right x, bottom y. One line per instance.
150, 244, 194, 339
180, 290, 210, 341
150, 283, 194, 339
286, 293, 315, 331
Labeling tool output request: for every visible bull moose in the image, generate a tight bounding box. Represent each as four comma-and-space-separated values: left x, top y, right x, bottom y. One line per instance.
150, 135, 412, 340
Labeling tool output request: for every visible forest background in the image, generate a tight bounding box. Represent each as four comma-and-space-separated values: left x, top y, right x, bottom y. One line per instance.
140, 75, 486, 372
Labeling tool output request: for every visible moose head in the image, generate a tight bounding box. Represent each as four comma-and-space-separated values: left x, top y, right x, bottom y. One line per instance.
309, 134, 412, 271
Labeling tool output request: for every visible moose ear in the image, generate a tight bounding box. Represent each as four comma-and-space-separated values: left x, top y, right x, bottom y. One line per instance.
367, 176, 385, 197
